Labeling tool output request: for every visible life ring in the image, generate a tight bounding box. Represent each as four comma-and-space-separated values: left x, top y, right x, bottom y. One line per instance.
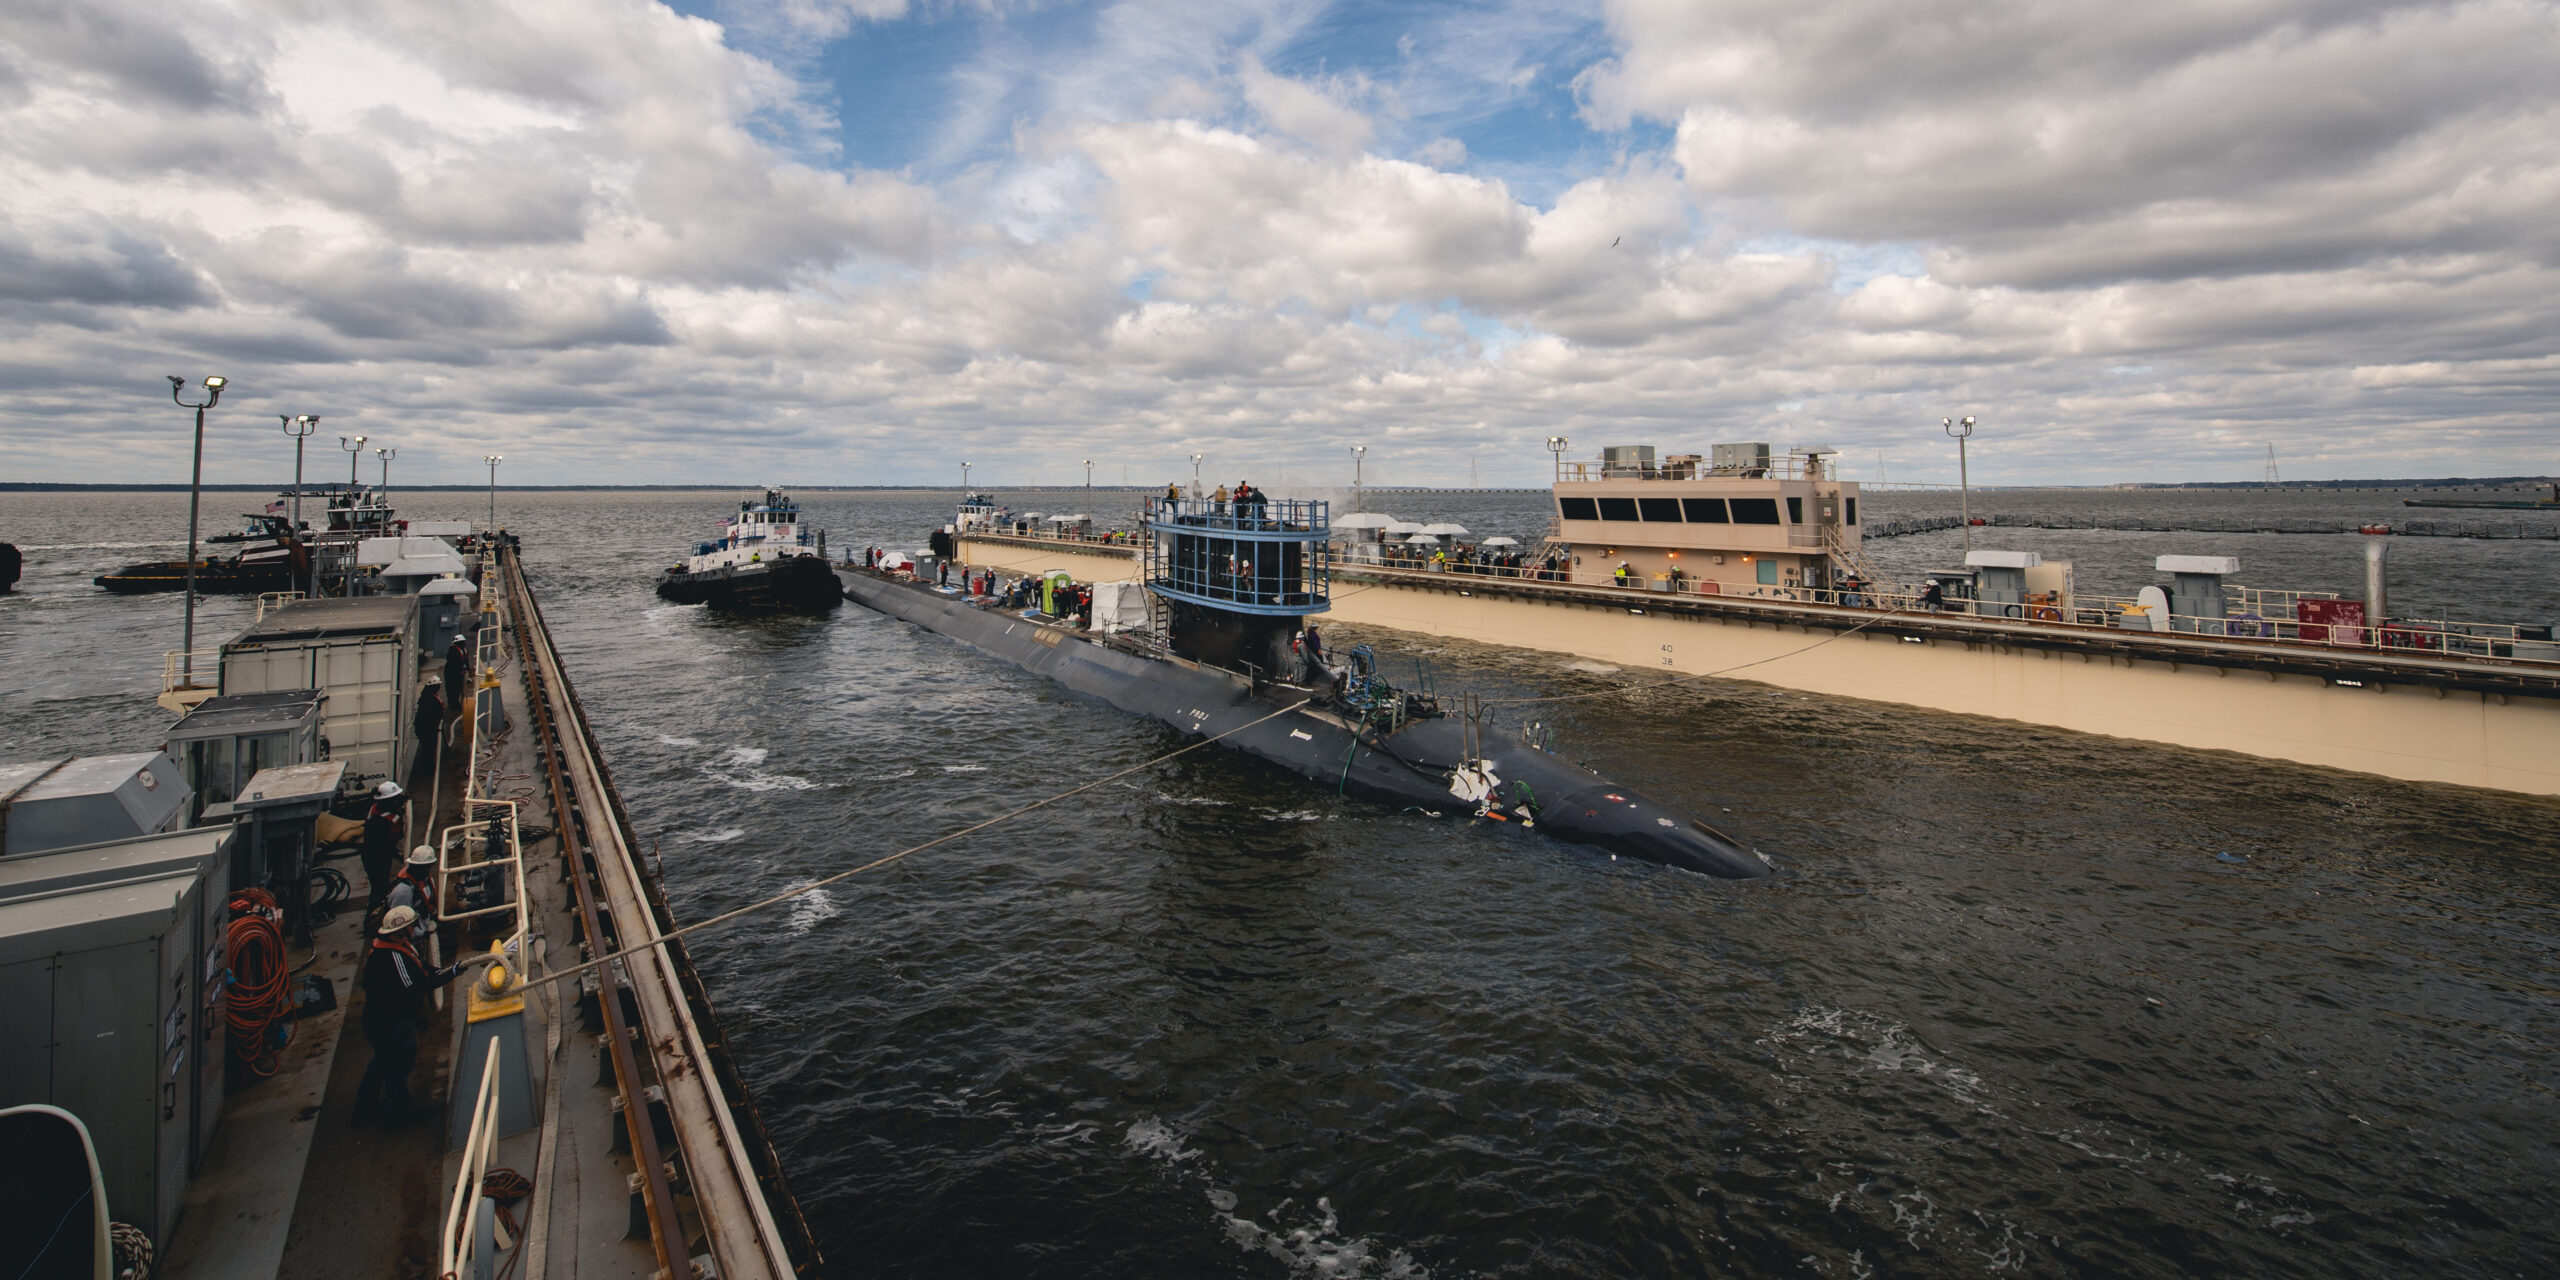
2230, 612, 2266, 638
2030, 605, 2062, 623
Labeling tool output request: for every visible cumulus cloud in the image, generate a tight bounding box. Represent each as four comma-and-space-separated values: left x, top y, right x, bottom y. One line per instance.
0, 0, 2552, 489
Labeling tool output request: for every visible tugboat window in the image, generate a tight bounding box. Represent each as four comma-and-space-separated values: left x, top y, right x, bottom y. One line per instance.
1597, 497, 1640, 522
1682, 498, 1729, 523
1637, 497, 1684, 522
1729, 498, 1782, 525
1786, 497, 1804, 524
1559, 497, 1600, 521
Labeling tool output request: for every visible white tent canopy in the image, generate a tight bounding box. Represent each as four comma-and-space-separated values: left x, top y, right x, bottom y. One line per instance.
1382, 520, 1428, 534
1419, 522, 1470, 537
1480, 536, 1520, 547
1333, 512, 1397, 529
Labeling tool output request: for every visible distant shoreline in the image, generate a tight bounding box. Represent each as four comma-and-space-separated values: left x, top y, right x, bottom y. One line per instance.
1, 477, 2550, 494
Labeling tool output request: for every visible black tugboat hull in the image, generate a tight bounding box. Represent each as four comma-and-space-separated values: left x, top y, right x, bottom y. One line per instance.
658, 555, 842, 614
94, 559, 301, 595
836, 567, 1773, 878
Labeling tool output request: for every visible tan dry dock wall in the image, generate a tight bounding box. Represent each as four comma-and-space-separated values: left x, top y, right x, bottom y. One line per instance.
958, 537, 1139, 582
1328, 581, 2560, 797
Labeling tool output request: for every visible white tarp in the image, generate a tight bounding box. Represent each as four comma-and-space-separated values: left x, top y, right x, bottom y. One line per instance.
1090, 581, 1152, 634
357, 535, 462, 567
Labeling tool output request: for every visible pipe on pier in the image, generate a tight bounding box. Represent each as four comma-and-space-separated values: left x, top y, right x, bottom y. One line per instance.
2363, 536, 2389, 639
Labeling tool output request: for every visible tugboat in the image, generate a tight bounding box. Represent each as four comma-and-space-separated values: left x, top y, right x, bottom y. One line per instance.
95, 512, 309, 594
657, 487, 840, 613
837, 493, 1774, 878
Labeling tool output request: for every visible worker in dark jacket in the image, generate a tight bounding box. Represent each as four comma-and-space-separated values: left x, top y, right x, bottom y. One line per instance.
360, 781, 406, 908
443, 634, 472, 721
413, 680, 444, 772
355, 905, 457, 1126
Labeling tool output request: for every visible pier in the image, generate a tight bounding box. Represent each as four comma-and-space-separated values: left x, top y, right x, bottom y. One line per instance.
950, 530, 2560, 795
117, 536, 818, 1279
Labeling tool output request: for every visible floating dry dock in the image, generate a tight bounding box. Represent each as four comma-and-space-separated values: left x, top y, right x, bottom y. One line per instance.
5, 535, 815, 1279
952, 531, 2560, 797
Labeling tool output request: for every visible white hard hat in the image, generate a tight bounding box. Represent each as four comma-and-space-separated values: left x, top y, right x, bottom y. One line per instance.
379, 905, 418, 935
375, 781, 404, 800
407, 844, 437, 866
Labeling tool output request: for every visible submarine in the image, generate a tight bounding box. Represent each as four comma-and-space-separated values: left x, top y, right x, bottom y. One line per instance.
835, 494, 1773, 879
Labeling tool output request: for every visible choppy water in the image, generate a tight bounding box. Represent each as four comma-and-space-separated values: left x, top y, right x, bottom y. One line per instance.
5, 488, 2556, 1278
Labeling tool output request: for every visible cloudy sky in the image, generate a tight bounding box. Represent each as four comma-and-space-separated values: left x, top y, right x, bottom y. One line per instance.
3, 0, 2554, 487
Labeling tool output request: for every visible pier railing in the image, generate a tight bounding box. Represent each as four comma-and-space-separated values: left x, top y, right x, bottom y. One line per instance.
1333, 560, 2560, 669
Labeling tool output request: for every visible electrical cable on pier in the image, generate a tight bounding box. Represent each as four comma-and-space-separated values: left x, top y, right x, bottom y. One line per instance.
492, 697, 1315, 991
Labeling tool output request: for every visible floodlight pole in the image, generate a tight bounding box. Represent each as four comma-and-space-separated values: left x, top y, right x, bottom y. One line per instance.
170, 374, 228, 685
1084, 459, 1092, 498
279, 414, 318, 530
484, 455, 504, 529
341, 434, 368, 488
961, 461, 971, 492
374, 447, 396, 499
1546, 435, 1569, 482
1943, 416, 1976, 557
1352, 445, 1367, 513
1190, 453, 1204, 496
281, 414, 318, 594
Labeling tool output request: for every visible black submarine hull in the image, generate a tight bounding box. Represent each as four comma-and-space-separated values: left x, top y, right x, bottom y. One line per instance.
837, 567, 1773, 879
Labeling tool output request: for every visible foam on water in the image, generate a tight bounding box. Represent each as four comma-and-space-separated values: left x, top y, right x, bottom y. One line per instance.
703, 745, 816, 792
784, 888, 838, 935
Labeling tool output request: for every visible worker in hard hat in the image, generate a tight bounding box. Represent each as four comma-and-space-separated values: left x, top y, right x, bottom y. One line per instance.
360, 781, 406, 909
386, 845, 440, 951
355, 905, 457, 1128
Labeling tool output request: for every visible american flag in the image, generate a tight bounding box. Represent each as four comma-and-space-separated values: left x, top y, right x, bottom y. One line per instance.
266, 501, 287, 514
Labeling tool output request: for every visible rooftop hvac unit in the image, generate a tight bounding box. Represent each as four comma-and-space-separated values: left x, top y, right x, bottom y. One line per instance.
1711, 443, 1772, 476
1601, 445, 1656, 477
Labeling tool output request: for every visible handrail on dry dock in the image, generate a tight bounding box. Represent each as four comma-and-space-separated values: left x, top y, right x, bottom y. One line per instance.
440, 1039, 507, 1280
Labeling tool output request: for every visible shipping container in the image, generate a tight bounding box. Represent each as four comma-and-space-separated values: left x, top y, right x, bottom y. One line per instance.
218, 597, 418, 788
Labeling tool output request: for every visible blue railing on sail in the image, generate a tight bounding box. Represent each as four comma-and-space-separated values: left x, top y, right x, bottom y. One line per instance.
1142, 496, 1331, 616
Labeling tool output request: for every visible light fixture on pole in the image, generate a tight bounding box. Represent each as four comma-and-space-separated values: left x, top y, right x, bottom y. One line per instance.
1546, 435, 1569, 481
374, 446, 396, 498
1351, 444, 1367, 512
484, 455, 504, 529
278, 414, 318, 530
1190, 453, 1204, 496
169, 374, 228, 688
340, 433, 368, 488
961, 461, 971, 493
1942, 416, 1977, 557
1084, 459, 1092, 497
280, 414, 319, 595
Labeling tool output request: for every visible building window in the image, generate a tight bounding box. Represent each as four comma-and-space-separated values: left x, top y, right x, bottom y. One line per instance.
1845, 497, 1858, 525
1637, 497, 1683, 522
1682, 498, 1729, 523
1598, 497, 1640, 522
1729, 497, 1782, 525
1559, 496, 1599, 521
1757, 558, 1779, 585
1786, 497, 1804, 524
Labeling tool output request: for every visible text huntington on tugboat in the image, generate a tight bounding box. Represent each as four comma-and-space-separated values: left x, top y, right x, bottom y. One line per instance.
657, 487, 840, 613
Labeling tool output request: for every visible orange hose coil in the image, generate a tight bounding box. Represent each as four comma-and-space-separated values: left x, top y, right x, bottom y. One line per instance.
224, 888, 295, 1076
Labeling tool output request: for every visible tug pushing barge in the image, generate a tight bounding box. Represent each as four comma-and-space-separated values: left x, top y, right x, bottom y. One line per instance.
838, 495, 1773, 879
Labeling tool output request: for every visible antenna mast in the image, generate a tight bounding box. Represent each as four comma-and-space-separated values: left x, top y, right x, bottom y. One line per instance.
2265, 443, 2280, 486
